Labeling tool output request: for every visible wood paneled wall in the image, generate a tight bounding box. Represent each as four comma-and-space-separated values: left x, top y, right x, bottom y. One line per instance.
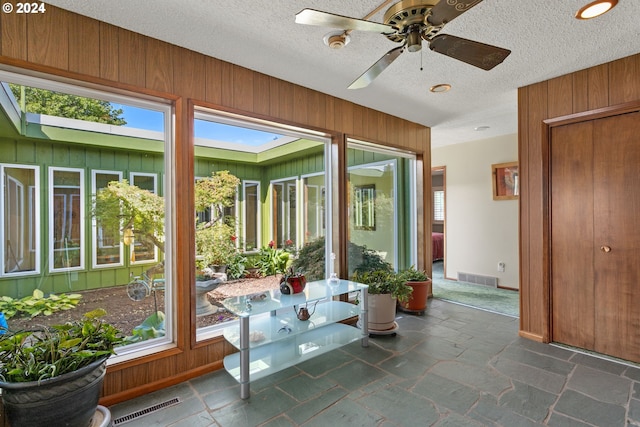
0, 4, 431, 403
518, 53, 640, 342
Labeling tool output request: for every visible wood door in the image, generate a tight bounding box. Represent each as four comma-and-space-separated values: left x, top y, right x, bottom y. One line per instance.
551, 111, 640, 362
551, 122, 595, 349
592, 111, 640, 361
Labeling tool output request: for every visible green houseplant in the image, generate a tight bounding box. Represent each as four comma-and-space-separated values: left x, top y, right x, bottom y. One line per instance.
351, 269, 412, 332
398, 266, 431, 314
0, 308, 123, 427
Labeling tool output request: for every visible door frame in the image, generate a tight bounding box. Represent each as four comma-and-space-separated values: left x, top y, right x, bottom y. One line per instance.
431, 166, 446, 273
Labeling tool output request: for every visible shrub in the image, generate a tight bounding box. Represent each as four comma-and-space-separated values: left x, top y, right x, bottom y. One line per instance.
257, 246, 289, 276
291, 236, 391, 281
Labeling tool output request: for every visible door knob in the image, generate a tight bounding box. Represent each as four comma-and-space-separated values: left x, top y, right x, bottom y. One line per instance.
600, 245, 612, 253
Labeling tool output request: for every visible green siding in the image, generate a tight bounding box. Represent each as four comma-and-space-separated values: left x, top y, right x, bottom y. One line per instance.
1, 132, 415, 298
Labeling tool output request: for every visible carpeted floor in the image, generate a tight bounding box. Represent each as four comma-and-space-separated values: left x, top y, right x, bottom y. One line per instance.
431, 260, 519, 317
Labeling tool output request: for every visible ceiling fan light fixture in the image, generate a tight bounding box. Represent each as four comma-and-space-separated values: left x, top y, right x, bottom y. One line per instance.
406, 27, 422, 52
575, 0, 618, 19
430, 83, 451, 93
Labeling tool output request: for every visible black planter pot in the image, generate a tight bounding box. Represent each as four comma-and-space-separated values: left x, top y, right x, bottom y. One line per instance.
0, 357, 107, 427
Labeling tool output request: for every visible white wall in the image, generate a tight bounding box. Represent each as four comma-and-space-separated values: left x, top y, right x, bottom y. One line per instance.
431, 133, 519, 289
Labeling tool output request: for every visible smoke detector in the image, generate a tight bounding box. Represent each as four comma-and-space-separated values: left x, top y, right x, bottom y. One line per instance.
323, 31, 351, 49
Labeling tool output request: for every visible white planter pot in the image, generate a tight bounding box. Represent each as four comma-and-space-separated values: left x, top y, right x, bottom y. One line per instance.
367, 293, 397, 331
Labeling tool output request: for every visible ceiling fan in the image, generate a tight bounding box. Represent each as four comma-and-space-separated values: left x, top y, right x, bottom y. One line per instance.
295, 0, 511, 89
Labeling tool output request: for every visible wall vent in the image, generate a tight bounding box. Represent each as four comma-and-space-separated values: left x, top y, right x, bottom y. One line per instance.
112, 397, 181, 425
458, 272, 498, 288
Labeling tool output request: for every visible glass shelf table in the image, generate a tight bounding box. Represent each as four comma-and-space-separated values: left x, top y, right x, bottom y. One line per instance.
221, 279, 368, 399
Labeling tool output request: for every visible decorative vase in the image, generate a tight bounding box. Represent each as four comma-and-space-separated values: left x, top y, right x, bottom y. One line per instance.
280, 275, 307, 294
0, 357, 108, 427
367, 293, 397, 331
399, 279, 432, 314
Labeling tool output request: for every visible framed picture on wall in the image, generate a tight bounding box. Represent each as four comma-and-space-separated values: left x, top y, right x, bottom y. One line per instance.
492, 162, 519, 200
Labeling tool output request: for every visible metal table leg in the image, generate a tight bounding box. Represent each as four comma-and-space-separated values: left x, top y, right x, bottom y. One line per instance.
239, 315, 250, 399
361, 287, 369, 347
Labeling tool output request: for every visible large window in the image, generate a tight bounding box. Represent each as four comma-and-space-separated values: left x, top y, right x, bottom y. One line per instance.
50, 167, 84, 271
1, 165, 39, 276
193, 106, 330, 341
346, 140, 417, 274
0, 69, 173, 361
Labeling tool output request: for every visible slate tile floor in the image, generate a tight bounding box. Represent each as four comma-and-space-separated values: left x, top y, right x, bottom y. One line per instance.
110, 299, 640, 426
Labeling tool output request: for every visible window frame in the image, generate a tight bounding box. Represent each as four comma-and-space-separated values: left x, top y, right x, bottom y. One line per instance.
49, 166, 85, 272
192, 105, 332, 342
346, 138, 418, 270
1, 163, 40, 277
91, 170, 124, 269
270, 176, 298, 249
0, 67, 176, 362
242, 180, 261, 253
301, 172, 326, 244
129, 172, 159, 265
433, 187, 445, 223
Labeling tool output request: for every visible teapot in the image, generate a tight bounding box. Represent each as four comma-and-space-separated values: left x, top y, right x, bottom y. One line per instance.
295, 300, 318, 321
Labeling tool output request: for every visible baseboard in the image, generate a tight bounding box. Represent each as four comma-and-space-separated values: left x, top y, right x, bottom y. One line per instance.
519, 330, 545, 342
497, 285, 519, 291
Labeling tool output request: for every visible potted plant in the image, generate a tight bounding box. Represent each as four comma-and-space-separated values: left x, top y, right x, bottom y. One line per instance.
0, 308, 123, 427
351, 269, 412, 332
398, 266, 431, 314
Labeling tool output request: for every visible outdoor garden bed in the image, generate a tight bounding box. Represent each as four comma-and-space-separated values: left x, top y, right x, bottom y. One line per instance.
6, 275, 281, 337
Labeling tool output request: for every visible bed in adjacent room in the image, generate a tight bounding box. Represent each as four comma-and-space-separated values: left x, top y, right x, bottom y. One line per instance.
432, 232, 444, 261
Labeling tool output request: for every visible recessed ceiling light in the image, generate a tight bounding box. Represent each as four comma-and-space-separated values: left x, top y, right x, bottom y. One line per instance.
429, 84, 451, 93
474, 126, 490, 131
575, 0, 618, 19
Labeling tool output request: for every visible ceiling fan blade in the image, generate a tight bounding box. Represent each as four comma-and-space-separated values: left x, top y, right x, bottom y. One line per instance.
427, 0, 483, 26
295, 9, 396, 33
348, 45, 405, 89
429, 34, 510, 70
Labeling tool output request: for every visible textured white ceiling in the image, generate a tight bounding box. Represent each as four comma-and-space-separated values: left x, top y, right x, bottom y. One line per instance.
46, 0, 640, 147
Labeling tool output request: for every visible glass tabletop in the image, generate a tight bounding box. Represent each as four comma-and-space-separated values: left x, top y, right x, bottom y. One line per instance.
221, 279, 367, 317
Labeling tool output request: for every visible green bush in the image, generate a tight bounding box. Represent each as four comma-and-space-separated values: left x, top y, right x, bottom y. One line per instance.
195, 222, 237, 267
257, 246, 289, 276
290, 237, 392, 281
226, 253, 247, 279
